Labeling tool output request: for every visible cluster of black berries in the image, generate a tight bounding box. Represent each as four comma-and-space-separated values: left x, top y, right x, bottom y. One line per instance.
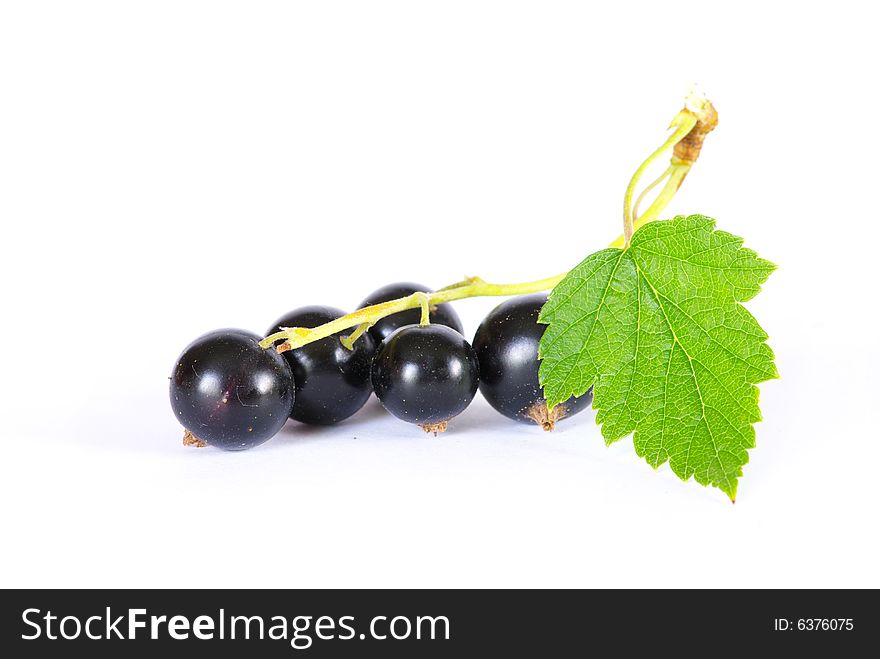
170, 283, 592, 450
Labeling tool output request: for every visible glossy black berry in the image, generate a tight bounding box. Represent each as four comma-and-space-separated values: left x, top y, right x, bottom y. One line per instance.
371, 324, 479, 432
473, 293, 592, 430
170, 329, 294, 450
267, 305, 375, 425
358, 282, 464, 346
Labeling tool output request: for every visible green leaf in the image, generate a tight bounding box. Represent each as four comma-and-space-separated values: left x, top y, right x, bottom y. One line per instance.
538, 215, 777, 499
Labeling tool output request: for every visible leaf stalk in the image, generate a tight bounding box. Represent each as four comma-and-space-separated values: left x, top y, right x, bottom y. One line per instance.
619, 88, 718, 248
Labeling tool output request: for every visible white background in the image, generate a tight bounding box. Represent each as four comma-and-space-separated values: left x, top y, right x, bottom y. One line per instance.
1, 1, 877, 589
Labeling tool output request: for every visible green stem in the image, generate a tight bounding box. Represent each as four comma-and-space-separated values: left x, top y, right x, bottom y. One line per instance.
616, 88, 718, 248
610, 162, 691, 249
636, 162, 691, 226
340, 322, 370, 350
260, 274, 567, 351
632, 165, 672, 222
622, 111, 697, 247
261, 91, 718, 354
417, 292, 431, 326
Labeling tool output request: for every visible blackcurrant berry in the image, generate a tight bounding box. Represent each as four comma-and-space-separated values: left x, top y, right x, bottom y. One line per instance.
358, 282, 464, 346
371, 324, 479, 433
473, 293, 592, 430
170, 329, 294, 450
267, 305, 375, 425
